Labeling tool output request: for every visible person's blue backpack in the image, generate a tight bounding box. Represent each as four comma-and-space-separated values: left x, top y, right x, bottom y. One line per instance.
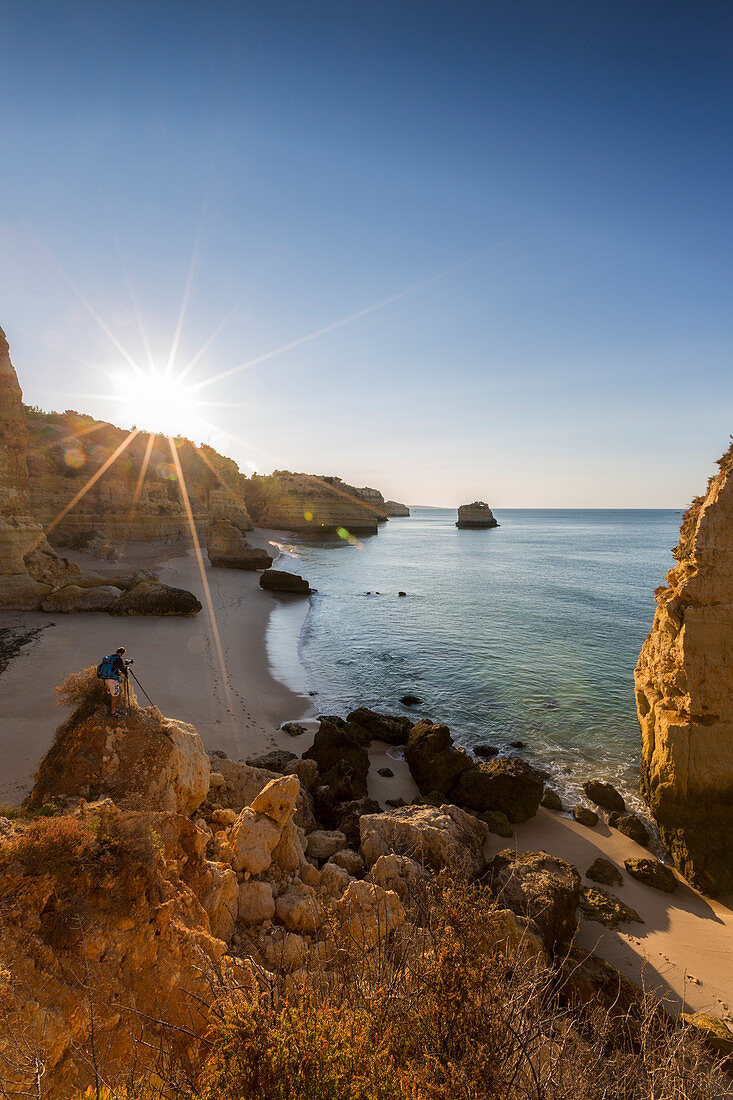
97, 654, 118, 680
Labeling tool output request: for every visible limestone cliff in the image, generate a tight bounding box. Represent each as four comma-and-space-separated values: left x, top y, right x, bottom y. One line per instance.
0, 327, 46, 574
244, 471, 389, 534
635, 442, 733, 895
25, 408, 253, 545
384, 499, 410, 517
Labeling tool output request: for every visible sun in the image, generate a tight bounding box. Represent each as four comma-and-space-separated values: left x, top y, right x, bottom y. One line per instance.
115, 368, 203, 439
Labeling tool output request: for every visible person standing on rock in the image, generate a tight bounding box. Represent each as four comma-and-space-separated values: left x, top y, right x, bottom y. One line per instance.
101, 646, 129, 715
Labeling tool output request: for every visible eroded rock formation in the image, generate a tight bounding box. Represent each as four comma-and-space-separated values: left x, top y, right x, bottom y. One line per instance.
383, 499, 410, 517
456, 501, 499, 529
244, 471, 387, 534
635, 442, 733, 894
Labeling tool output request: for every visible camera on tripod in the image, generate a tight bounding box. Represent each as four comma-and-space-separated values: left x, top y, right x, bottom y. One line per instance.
125, 658, 134, 667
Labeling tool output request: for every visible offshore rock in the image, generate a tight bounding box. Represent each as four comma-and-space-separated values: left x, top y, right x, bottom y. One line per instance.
346, 706, 413, 746
206, 519, 272, 570
635, 441, 733, 894
456, 501, 499, 529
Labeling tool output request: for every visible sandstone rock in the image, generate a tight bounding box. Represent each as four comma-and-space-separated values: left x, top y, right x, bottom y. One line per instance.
245, 471, 383, 535
206, 519, 272, 569
271, 820, 306, 872
583, 779, 625, 813
484, 850, 581, 954
229, 809, 281, 874
201, 862, 239, 942
319, 860, 352, 898
624, 857, 677, 893
456, 501, 499, 529
249, 774, 300, 828
285, 757, 319, 790
403, 719, 473, 796
346, 707, 412, 746
259, 568, 311, 595
452, 758, 544, 822
572, 805, 599, 828
558, 947, 644, 1019
330, 848, 365, 876
586, 858, 623, 887
383, 500, 410, 517
275, 884, 323, 934
41, 583, 121, 612
304, 718, 369, 799
481, 809, 513, 837
306, 829, 347, 861
369, 852, 429, 905
609, 812, 650, 847
247, 749, 298, 774
110, 580, 202, 616
335, 879, 405, 950
204, 759, 316, 834
579, 886, 643, 928
264, 929, 309, 971
281, 721, 308, 736
541, 788, 563, 811
635, 441, 733, 894
238, 880, 276, 923
681, 1013, 733, 1058
23, 544, 80, 585
360, 803, 487, 878
0, 574, 51, 609
28, 686, 210, 817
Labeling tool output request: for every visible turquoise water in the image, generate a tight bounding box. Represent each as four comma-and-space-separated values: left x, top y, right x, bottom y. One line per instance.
271, 508, 682, 804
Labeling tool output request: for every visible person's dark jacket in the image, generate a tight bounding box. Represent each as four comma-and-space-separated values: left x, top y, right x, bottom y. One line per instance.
111, 655, 127, 679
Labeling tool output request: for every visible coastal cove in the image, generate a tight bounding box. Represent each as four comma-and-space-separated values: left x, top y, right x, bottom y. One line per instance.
269, 507, 683, 809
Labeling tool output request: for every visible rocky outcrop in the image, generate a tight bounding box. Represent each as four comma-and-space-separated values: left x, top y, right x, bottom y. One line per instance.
359, 803, 488, 878
27, 674, 210, 815
456, 501, 499, 529
383, 500, 410, 517
259, 568, 311, 594
206, 519, 273, 570
244, 471, 387, 534
635, 442, 733, 894
484, 850, 580, 954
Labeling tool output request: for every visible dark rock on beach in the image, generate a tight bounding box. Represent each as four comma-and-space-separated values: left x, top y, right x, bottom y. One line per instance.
541, 788, 563, 812
481, 809, 513, 837
246, 749, 298, 773
110, 580, 202, 617
484, 849, 581, 954
403, 720, 473, 796
377, 767, 394, 777
572, 805, 600, 828
452, 758, 544, 823
346, 707, 412, 746
624, 857, 677, 893
609, 812, 650, 848
304, 718, 370, 801
580, 886, 643, 928
586, 858, 623, 887
259, 568, 311, 595
583, 779, 625, 813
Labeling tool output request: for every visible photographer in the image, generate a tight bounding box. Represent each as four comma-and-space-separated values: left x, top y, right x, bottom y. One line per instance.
101, 646, 130, 715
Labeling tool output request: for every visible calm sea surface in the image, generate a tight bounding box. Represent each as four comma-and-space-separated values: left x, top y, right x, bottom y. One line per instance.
268, 508, 682, 806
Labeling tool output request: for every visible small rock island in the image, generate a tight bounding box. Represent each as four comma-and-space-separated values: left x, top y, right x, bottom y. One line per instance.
456, 501, 499, 529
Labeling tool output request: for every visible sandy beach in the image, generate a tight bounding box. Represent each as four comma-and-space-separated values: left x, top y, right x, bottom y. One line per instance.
0, 534, 731, 1028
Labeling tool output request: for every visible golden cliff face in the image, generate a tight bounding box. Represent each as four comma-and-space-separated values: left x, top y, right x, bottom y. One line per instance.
0, 327, 46, 574
245, 472, 385, 534
25, 410, 253, 546
635, 442, 733, 895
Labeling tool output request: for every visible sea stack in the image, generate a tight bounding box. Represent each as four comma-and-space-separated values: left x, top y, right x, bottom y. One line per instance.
456, 501, 499, 529
635, 442, 733, 895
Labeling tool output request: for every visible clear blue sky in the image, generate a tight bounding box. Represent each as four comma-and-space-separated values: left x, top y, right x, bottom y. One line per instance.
1, 0, 731, 506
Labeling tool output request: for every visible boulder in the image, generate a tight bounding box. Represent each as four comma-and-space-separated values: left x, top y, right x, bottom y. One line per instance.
229, 809, 282, 874
572, 805, 599, 828
335, 879, 405, 950
281, 721, 308, 737
206, 520, 273, 570
378, 767, 394, 778
609, 812, 650, 847
319, 861, 352, 899
275, 884, 323, 934
110, 580, 202, 616
202, 862, 239, 942
204, 759, 316, 834
455, 502, 499, 529
272, 820, 306, 872
579, 886, 643, 928
400, 694, 422, 706
0, 574, 51, 610
474, 743, 499, 759
451, 758, 544, 822
540, 788, 563, 812
360, 803, 488, 878
403, 719, 473, 796
482, 810, 513, 837
330, 848, 365, 877
259, 568, 311, 595
586, 858, 623, 887
346, 707, 412, 746
41, 584, 121, 612
238, 880, 276, 924
303, 718, 369, 799
583, 779, 625, 813
250, 775, 301, 828
329, 797, 382, 848
484, 850, 581, 954
246, 749, 298, 773
285, 758, 319, 790
370, 852, 429, 905
624, 857, 677, 893
306, 829, 347, 861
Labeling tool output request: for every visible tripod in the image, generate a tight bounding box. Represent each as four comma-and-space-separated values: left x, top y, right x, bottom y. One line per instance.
126, 666, 156, 709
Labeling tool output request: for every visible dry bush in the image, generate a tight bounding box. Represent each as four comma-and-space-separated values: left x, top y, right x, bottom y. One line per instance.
0, 814, 91, 875
55, 664, 108, 715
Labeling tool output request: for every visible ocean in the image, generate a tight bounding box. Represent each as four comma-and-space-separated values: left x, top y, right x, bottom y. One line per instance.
267, 508, 683, 808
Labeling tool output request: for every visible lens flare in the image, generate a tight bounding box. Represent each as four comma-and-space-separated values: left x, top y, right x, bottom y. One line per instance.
115, 369, 203, 438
